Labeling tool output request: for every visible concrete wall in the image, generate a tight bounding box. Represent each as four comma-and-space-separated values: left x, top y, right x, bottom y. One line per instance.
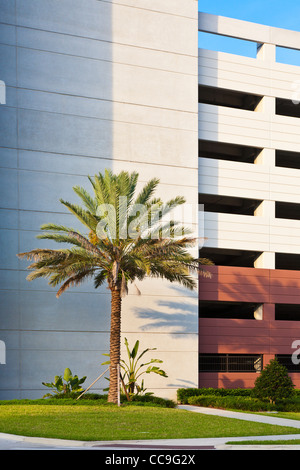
0, 0, 198, 399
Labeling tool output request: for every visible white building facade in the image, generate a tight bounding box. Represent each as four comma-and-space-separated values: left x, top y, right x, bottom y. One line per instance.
1, 2, 300, 399
0, 0, 198, 400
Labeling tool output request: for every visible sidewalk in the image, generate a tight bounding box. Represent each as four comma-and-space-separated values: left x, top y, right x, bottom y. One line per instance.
1, 405, 300, 450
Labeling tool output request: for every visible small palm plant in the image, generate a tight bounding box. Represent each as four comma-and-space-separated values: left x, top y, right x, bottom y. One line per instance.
102, 337, 168, 398
42, 367, 86, 398
18, 170, 211, 403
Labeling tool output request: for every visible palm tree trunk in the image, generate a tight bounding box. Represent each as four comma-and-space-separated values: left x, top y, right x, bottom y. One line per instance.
108, 287, 122, 403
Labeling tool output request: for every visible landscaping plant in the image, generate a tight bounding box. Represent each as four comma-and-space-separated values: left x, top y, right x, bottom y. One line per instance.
102, 337, 168, 397
252, 357, 295, 404
42, 367, 87, 398
18, 170, 211, 403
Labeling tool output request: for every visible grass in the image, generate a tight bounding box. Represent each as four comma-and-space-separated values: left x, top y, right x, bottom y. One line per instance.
226, 411, 300, 445
259, 411, 300, 420
0, 399, 300, 441
227, 439, 300, 445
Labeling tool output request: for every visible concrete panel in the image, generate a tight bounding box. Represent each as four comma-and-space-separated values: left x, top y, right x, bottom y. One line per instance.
18, 208, 84, 232
0, 230, 19, 269
21, 330, 109, 352
109, 0, 197, 18
0, 24, 17, 46
0, 209, 18, 229
0, 270, 19, 291
0, 148, 18, 169
17, 108, 113, 158
0, 44, 16, 87
18, 169, 92, 212
121, 294, 198, 334
17, 89, 113, 121
0, 0, 16, 24
17, 47, 112, 100
113, 63, 197, 113
16, 0, 112, 40
113, 3, 197, 56
16, 26, 112, 60
19, 290, 111, 332
0, 169, 18, 210
0, 291, 20, 329
113, 122, 197, 167
20, 348, 109, 393
0, 108, 18, 149
0, 350, 20, 391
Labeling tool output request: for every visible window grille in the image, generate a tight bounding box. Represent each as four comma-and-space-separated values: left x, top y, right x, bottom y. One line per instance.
199, 354, 263, 372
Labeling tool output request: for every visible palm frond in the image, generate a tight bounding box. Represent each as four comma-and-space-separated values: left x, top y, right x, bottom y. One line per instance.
72, 185, 98, 213
94, 270, 107, 288
56, 269, 95, 298
59, 199, 98, 231
133, 178, 160, 207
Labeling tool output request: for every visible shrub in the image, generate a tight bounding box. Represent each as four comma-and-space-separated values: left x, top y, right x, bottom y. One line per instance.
42, 368, 87, 398
177, 387, 252, 404
252, 358, 295, 404
127, 394, 176, 408
187, 395, 277, 412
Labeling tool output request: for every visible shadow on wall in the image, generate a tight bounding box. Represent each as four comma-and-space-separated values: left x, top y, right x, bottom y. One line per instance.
0, 0, 114, 400
130, 283, 198, 336
135, 300, 197, 334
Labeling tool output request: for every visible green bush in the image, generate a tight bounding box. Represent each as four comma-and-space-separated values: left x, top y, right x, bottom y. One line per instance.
127, 394, 176, 408
187, 395, 277, 412
252, 358, 295, 404
177, 387, 252, 404
177, 382, 300, 411
52, 392, 108, 401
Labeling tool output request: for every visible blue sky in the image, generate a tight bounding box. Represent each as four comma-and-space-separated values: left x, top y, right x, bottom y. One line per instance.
198, 0, 300, 65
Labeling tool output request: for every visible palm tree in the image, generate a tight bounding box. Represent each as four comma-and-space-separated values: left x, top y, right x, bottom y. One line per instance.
18, 170, 211, 403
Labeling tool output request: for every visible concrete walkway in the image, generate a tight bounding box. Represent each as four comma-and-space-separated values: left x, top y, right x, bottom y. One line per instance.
2, 405, 300, 450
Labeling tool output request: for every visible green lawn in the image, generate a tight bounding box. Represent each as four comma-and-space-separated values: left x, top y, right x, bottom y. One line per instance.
259, 411, 300, 421
227, 439, 300, 445
0, 400, 300, 441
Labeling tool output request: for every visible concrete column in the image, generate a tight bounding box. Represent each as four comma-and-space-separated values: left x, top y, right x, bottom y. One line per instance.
254, 148, 275, 167
255, 95, 276, 114
256, 42, 276, 62
254, 199, 275, 218
254, 252, 275, 269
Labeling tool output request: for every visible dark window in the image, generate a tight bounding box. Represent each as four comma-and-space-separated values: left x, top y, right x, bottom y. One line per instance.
199, 301, 261, 320
276, 149, 300, 170
199, 247, 261, 267
276, 201, 300, 221
199, 140, 262, 164
199, 85, 262, 111
199, 193, 262, 216
199, 354, 263, 372
276, 355, 300, 372
275, 304, 300, 321
276, 97, 300, 119
276, 253, 300, 271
